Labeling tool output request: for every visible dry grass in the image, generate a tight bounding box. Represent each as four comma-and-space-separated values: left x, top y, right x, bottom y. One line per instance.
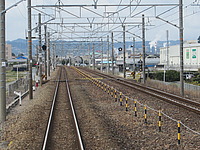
146, 79, 200, 100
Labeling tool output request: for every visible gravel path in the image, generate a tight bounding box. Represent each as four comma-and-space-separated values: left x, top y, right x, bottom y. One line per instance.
0, 70, 58, 149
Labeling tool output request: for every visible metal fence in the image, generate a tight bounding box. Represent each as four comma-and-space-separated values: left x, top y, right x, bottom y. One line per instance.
146, 79, 200, 99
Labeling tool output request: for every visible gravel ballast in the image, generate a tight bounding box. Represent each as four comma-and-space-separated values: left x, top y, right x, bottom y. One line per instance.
0, 67, 200, 149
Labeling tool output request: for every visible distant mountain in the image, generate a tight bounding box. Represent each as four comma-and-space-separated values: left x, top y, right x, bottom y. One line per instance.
6, 38, 180, 57
6, 38, 38, 56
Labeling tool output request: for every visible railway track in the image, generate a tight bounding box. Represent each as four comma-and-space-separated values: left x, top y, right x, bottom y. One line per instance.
76, 67, 200, 115
42, 66, 84, 150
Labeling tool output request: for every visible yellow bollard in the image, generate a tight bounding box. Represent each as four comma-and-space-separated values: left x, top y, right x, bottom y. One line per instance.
158, 110, 162, 132
114, 90, 117, 102
134, 101, 137, 117
104, 84, 107, 92
144, 105, 147, 123
107, 86, 110, 95
120, 92, 123, 106
125, 97, 128, 111
110, 88, 113, 97
178, 121, 181, 145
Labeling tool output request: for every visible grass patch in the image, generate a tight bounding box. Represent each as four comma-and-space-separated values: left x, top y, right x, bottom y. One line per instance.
6, 70, 27, 83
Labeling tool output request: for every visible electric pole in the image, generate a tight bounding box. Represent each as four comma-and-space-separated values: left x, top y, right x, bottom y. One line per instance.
36, 45, 39, 76
179, 0, 184, 97
92, 43, 95, 70
0, 0, 6, 122
52, 43, 55, 69
111, 32, 114, 75
47, 32, 50, 77
166, 30, 169, 70
142, 14, 146, 83
38, 13, 42, 86
123, 25, 126, 78
28, 0, 33, 99
107, 35, 109, 74
44, 25, 47, 80
132, 37, 135, 71
101, 39, 103, 72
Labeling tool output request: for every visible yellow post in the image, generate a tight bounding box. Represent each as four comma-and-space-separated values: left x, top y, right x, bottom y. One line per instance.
158, 110, 162, 132
107, 86, 110, 95
144, 105, 147, 123
115, 90, 117, 102
178, 120, 181, 145
120, 92, 123, 106
125, 97, 128, 111
134, 101, 137, 117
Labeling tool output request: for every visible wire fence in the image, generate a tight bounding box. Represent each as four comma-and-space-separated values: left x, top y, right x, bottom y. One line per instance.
74, 67, 200, 148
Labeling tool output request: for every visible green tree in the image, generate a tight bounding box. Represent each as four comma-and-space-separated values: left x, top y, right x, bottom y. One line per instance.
165, 70, 180, 82
152, 70, 180, 82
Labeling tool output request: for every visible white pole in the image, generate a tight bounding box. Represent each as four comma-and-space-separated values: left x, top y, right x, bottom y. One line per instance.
19, 92, 22, 106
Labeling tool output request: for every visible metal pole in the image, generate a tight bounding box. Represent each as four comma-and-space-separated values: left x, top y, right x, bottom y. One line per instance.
111, 32, 114, 75
28, 0, 33, 99
132, 37, 135, 71
166, 30, 169, 70
179, 0, 184, 97
47, 32, 50, 76
88, 43, 91, 68
142, 14, 146, 83
123, 25, 126, 78
38, 13, 42, 86
52, 44, 55, 69
101, 39, 103, 72
36, 45, 39, 76
54, 44, 57, 69
44, 25, 47, 80
92, 43, 95, 70
107, 35, 109, 74
0, 0, 6, 122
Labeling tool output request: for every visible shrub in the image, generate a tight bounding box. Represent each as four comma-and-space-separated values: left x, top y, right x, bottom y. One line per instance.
150, 70, 180, 82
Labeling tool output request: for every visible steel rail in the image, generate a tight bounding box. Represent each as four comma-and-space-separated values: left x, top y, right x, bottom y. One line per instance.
64, 67, 85, 150
42, 67, 62, 150
78, 68, 200, 114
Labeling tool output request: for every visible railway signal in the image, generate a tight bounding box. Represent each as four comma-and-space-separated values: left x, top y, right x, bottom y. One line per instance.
118, 47, 122, 51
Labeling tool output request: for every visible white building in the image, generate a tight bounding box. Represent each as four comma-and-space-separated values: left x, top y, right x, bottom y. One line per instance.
160, 41, 200, 71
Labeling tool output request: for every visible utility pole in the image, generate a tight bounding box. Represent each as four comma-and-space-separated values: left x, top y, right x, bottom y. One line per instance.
28, 0, 33, 99
0, 0, 6, 122
36, 45, 39, 76
179, 0, 184, 97
132, 37, 135, 71
92, 43, 95, 70
107, 35, 109, 74
38, 13, 42, 86
123, 25, 126, 78
52, 43, 55, 69
44, 25, 47, 80
166, 30, 169, 70
47, 32, 50, 77
88, 43, 91, 68
111, 32, 114, 75
142, 14, 146, 83
101, 39, 103, 72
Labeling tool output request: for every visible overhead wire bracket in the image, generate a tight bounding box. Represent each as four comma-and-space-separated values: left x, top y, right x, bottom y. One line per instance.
93, 0, 98, 9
